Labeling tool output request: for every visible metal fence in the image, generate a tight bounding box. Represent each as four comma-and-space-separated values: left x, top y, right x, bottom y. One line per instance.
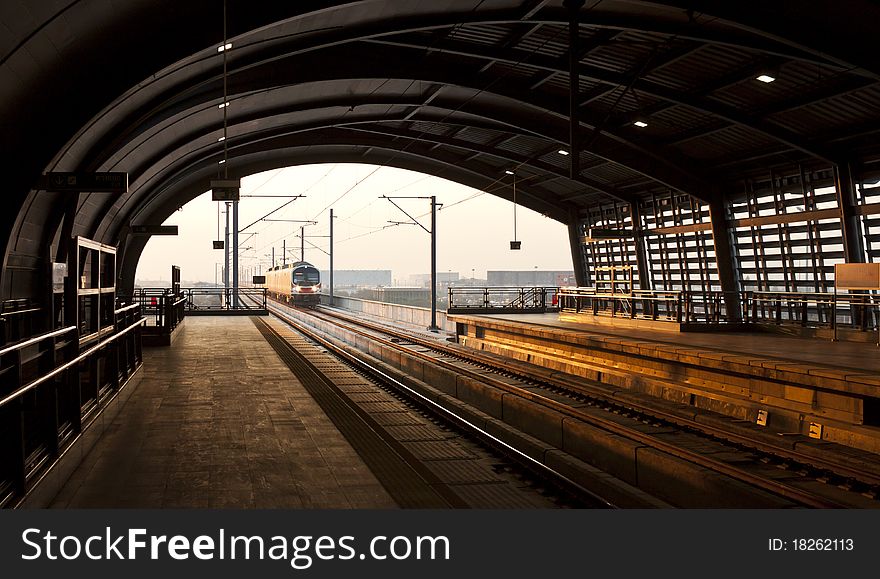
447, 287, 560, 314
556, 286, 879, 341
557, 288, 732, 324
0, 303, 143, 507
132, 287, 267, 316
744, 291, 879, 343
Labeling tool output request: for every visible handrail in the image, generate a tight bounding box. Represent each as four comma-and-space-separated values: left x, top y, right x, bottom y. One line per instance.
0, 317, 145, 409
0, 307, 42, 318
114, 303, 141, 315
0, 325, 77, 358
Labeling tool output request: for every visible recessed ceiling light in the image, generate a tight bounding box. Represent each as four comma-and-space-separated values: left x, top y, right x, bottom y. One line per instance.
217, 43, 233, 52
756, 74, 776, 83
505, 170, 515, 175
217, 136, 226, 142
557, 149, 569, 156
633, 120, 648, 128
218, 102, 229, 109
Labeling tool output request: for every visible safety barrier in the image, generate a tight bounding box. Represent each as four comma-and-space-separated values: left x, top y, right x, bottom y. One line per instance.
447, 287, 560, 314
0, 303, 144, 507
557, 288, 733, 324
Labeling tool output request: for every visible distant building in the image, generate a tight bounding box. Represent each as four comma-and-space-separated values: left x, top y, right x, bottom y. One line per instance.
320, 270, 392, 287
375, 287, 431, 307
487, 270, 576, 286
410, 272, 459, 287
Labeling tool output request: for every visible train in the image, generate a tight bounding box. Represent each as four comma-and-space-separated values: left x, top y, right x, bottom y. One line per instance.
265, 261, 321, 306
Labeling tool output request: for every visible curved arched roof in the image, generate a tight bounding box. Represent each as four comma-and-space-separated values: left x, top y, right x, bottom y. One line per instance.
2, 0, 879, 295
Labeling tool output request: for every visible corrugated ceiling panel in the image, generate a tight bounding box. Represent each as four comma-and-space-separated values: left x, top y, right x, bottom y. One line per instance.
645, 44, 757, 93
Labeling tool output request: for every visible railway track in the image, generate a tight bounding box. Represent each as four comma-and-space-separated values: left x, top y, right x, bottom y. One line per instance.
256, 297, 880, 508
250, 311, 625, 508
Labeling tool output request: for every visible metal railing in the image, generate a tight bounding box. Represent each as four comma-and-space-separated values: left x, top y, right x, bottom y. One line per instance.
557, 288, 734, 324
0, 300, 43, 347
181, 287, 267, 311
447, 287, 560, 314
132, 287, 267, 317
0, 303, 144, 507
744, 291, 879, 343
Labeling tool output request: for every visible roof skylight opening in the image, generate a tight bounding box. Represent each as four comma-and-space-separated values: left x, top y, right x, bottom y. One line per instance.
633, 120, 648, 128
756, 74, 776, 83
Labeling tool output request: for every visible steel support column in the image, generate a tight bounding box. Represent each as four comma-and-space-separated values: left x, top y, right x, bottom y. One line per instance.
708, 197, 742, 321
834, 161, 865, 264
630, 202, 652, 290
564, 0, 585, 180
567, 209, 589, 287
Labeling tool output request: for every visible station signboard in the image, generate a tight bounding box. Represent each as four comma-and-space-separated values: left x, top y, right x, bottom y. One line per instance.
131, 225, 178, 236
252, 275, 266, 285
211, 179, 240, 201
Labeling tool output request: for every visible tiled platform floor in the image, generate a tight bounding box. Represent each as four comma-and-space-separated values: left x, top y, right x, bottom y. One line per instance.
50, 317, 397, 508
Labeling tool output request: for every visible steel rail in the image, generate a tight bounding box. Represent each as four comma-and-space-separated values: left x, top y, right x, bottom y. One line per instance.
313, 303, 880, 488
261, 301, 618, 508
277, 302, 850, 508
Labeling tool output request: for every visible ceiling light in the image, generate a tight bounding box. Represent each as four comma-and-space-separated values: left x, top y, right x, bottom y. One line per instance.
218, 159, 226, 164
505, 170, 515, 175
633, 120, 648, 128
557, 149, 569, 156
218, 102, 229, 109
217, 43, 233, 52
217, 136, 226, 142
756, 74, 776, 83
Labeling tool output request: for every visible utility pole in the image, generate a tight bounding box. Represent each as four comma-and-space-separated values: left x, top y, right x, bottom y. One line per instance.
282, 240, 286, 267
224, 202, 230, 299
431, 195, 438, 331
381, 195, 441, 332
233, 199, 239, 307
329, 208, 334, 306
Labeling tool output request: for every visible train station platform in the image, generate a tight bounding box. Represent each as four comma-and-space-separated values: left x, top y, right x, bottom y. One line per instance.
48, 317, 397, 508
448, 312, 880, 453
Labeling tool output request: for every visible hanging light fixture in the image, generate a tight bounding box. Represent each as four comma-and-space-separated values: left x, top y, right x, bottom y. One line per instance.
508, 170, 521, 250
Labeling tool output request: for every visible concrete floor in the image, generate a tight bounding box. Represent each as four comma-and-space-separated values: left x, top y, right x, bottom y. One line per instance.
50, 317, 397, 508
487, 313, 880, 373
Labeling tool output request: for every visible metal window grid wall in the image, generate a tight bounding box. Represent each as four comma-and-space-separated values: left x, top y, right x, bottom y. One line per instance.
860, 181, 880, 263
582, 202, 639, 286
640, 192, 719, 293
730, 167, 844, 294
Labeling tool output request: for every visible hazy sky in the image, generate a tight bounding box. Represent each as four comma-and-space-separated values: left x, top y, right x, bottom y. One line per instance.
136, 164, 574, 284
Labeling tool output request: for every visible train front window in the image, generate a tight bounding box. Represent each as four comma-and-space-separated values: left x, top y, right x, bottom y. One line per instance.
294, 268, 320, 285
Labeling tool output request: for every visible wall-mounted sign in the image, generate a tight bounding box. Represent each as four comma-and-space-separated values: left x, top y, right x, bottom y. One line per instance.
835, 263, 880, 290
510, 241, 521, 250
131, 225, 178, 235
52, 263, 67, 293
40, 172, 128, 193
213, 240, 224, 249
